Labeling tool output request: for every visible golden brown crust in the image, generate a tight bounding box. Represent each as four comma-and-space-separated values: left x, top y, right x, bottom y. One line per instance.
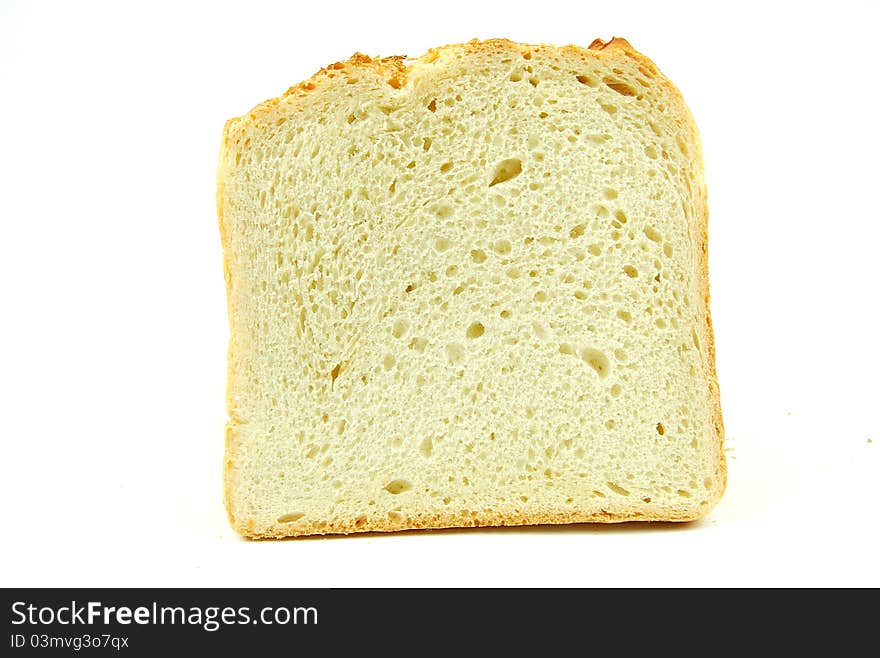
698, 169, 728, 503
219, 38, 725, 539
223, 37, 662, 132
238, 505, 707, 539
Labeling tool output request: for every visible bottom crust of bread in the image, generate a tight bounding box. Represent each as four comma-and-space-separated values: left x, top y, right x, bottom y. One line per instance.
231, 504, 717, 539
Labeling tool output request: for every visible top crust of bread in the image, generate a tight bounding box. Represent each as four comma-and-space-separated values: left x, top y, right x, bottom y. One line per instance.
218, 38, 725, 538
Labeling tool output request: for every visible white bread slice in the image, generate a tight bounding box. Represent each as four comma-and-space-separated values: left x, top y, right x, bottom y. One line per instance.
218, 38, 725, 538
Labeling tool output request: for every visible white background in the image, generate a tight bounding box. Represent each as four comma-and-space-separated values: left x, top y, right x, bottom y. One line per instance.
1, 0, 877, 587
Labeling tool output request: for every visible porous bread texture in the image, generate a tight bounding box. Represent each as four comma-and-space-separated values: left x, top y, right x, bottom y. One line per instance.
218, 38, 725, 538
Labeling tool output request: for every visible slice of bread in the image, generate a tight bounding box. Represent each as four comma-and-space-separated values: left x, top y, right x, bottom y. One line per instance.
217, 38, 725, 538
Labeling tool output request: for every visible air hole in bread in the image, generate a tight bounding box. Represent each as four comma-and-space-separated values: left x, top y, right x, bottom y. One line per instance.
434, 202, 454, 218
603, 78, 637, 97
466, 322, 485, 339
607, 482, 630, 496
644, 226, 662, 242
489, 158, 522, 186
470, 249, 487, 264
392, 319, 409, 339
585, 134, 610, 146
581, 348, 610, 378
434, 237, 452, 252
384, 479, 412, 495
277, 513, 305, 523
493, 239, 512, 255
445, 343, 464, 364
